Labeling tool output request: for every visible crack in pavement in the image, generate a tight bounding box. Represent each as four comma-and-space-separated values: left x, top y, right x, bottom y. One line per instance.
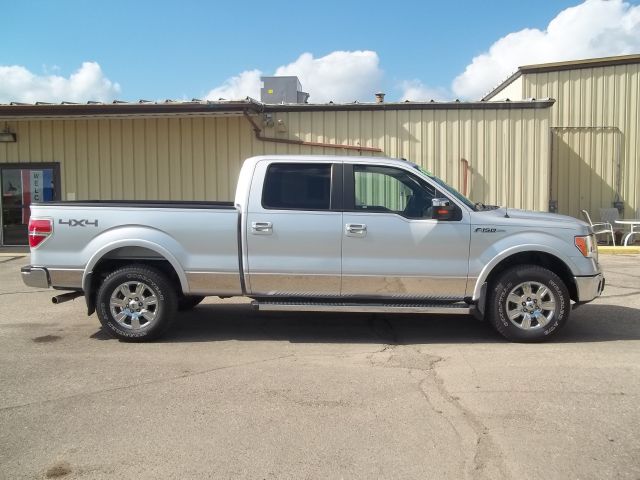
0, 353, 294, 412
422, 356, 508, 480
369, 342, 508, 480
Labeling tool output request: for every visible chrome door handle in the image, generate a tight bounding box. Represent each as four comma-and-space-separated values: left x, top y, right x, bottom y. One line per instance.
251, 221, 273, 234
345, 223, 367, 237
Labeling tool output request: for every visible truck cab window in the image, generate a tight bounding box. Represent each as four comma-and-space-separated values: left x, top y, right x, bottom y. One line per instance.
353, 165, 437, 219
262, 163, 332, 210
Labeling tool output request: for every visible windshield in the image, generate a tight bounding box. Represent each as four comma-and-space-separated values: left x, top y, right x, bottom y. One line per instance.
411, 164, 479, 211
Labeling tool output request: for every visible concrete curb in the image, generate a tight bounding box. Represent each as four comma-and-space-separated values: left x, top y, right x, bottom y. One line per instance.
598, 246, 640, 255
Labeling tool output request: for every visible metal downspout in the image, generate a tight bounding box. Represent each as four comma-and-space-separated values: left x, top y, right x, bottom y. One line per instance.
243, 111, 383, 153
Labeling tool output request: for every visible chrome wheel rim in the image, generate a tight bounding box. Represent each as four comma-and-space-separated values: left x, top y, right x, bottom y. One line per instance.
505, 281, 556, 330
109, 281, 159, 330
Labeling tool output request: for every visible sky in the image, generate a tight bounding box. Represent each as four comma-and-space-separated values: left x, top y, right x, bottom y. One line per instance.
1, 0, 639, 104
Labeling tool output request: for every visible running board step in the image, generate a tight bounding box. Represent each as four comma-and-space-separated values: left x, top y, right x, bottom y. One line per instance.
252, 300, 473, 315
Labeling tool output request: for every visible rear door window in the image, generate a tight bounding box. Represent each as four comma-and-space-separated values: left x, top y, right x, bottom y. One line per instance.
262, 163, 332, 210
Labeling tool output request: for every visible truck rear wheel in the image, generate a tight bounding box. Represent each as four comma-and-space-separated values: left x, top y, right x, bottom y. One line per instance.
488, 265, 570, 342
96, 265, 177, 342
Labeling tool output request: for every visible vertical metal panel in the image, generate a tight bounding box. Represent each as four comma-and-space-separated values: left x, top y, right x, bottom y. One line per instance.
145, 118, 159, 199
524, 63, 640, 218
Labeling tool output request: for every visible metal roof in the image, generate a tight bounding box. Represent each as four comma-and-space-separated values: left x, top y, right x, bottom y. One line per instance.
0, 98, 263, 118
482, 53, 640, 101
0, 97, 554, 119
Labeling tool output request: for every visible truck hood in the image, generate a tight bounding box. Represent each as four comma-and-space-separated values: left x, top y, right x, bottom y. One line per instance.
471, 207, 590, 231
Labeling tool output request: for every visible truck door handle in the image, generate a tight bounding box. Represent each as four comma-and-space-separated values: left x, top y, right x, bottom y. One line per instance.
251, 221, 273, 234
345, 223, 367, 237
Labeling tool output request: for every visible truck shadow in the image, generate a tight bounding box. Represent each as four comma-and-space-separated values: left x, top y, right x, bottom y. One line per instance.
137, 302, 640, 345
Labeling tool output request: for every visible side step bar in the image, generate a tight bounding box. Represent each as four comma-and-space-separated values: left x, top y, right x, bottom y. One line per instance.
252, 300, 473, 315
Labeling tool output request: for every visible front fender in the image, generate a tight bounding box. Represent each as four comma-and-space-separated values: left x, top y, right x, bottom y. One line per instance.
470, 233, 580, 301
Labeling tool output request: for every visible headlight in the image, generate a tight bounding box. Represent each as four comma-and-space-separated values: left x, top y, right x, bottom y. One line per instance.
575, 234, 598, 261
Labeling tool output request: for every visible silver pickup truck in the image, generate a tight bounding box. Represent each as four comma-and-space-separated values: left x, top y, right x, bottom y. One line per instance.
21, 155, 604, 342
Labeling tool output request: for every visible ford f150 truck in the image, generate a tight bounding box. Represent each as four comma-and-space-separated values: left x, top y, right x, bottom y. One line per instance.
21, 155, 604, 342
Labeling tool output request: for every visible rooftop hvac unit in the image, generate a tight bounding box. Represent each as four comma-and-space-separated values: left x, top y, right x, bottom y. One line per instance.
260, 76, 309, 104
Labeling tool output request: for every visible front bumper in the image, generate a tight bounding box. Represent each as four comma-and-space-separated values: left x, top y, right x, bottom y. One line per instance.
21, 266, 50, 289
574, 273, 605, 303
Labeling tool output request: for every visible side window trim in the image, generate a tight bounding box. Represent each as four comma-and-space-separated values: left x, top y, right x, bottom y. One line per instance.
330, 163, 343, 211
343, 163, 355, 210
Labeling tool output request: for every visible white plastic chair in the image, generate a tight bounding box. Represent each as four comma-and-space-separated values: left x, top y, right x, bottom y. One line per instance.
581, 210, 616, 245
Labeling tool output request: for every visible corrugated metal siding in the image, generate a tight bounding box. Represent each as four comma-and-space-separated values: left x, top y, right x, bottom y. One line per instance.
487, 75, 524, 101
523, 63, 640, 218
0, 107, 550, 211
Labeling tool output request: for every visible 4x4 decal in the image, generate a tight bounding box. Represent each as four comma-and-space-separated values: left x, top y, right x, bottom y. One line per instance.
59, 219, 99, 227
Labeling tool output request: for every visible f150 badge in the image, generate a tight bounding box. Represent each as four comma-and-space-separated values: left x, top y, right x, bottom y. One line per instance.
59, 219, 99, 227
474, 227, 505, 233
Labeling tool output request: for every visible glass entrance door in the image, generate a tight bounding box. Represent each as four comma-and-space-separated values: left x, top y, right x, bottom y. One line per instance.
1, 164, 60, 246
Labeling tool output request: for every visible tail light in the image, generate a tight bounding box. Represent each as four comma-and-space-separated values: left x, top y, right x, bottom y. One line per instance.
28, 218, 53, 248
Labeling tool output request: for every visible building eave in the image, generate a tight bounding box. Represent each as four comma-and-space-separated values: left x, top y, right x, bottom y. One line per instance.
0, 99, 263, 120
0, 98, 555, 120
262, 99, 554, 112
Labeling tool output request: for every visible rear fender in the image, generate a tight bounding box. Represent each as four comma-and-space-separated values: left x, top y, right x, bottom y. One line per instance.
82, 227, 189, 294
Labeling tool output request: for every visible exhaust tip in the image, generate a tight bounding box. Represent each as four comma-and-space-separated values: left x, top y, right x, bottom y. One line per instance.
52, 291, 83, 304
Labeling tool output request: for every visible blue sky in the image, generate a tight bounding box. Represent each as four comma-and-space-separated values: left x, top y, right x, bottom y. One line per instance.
2, 0, 639, 102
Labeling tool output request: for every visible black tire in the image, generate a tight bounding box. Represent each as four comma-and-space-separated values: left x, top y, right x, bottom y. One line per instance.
96, 264, 177, 342
178, 295, 205, 311
488, 265, 570, 342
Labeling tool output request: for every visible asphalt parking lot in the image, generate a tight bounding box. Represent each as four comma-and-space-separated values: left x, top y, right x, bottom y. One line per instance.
0, 254, 639, 480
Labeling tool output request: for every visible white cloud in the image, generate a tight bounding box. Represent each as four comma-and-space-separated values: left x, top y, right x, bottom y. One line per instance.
400, 80, 451, 102
204, 50, 383, 103
453, 0, 640, 100
0, 62, 121, 103
203, 69, 261, 101
274, 50, 382, 103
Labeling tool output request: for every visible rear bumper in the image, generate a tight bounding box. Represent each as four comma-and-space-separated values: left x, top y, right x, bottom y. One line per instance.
21, 266, 50, 289
574, 273, 605, 303
21, 265, 83, 289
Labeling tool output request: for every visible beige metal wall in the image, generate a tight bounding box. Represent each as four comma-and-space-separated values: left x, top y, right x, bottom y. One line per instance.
0, 106, 551, 210
487, 76, 523, 102
522, 63, 640, 218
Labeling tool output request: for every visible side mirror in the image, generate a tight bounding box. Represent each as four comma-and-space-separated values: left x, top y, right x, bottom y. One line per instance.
432, 198, 456, 220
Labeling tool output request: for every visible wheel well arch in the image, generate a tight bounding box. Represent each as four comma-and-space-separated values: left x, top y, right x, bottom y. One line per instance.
90, 246, 183, 288
483, 251, 578, 302
84, 246, 185, 315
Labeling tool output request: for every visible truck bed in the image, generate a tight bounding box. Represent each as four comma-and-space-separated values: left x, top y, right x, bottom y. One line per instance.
28, 201, 242, 295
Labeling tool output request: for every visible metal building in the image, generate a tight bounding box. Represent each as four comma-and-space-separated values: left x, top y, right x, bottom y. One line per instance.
484, 54, 640, 219
1, 53, 638, 246
0, 99, 551, 245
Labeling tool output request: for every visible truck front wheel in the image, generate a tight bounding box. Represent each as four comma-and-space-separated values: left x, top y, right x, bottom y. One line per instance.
488, 265, 570, 342
96, 265, 177, 342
